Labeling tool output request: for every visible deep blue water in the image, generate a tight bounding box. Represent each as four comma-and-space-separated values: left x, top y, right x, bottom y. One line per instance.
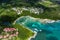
15, 16, 60, 40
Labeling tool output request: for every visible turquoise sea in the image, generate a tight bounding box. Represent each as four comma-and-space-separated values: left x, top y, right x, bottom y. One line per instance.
15, 16, 60, 40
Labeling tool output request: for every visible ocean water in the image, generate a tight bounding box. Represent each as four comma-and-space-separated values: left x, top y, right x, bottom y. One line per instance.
15, 16, 60, 40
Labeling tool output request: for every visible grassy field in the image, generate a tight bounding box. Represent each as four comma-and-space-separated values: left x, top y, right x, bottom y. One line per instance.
13, 24, 34, 40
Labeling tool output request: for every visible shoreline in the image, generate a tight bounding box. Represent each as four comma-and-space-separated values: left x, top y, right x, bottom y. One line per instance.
13, 16, 60, 25
13, 16, 60, 40
37, 18, 55, 23
13, 16, 57, 24
28, 31, 37, 40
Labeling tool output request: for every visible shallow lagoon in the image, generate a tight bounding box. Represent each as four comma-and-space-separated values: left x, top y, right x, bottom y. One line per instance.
15, 16, 60, 40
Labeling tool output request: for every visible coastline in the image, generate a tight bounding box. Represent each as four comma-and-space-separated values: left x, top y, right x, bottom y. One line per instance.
13, 16, 57, 24
28, 31, 37, 40
13, 16, 60, 40
13, 16, 55, 24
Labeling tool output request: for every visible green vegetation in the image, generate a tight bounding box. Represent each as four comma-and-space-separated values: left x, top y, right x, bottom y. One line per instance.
0, 24, 34, 40
0, 8, 19, 25
38, 1, 58, 8
0, 0, 60, 20
0, 0, 60, 40
13, 24, 34, 40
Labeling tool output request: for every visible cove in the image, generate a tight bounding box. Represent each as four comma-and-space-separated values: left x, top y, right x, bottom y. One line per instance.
15, 16, 60, 40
